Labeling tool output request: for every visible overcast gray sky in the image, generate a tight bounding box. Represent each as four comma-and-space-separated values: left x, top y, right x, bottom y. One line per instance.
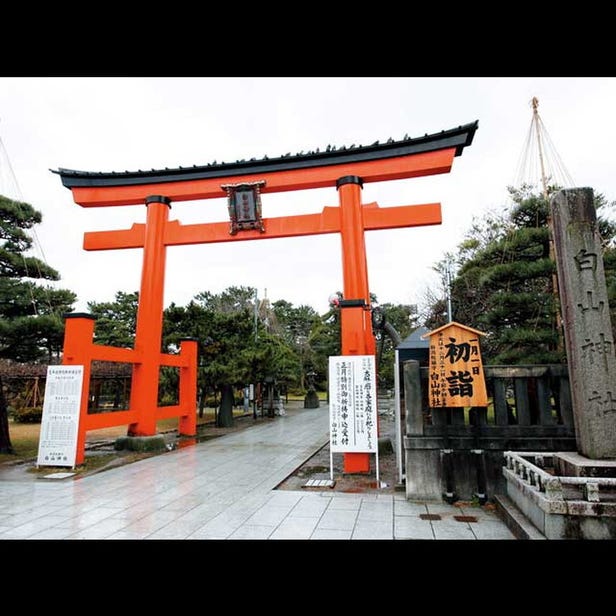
1, 77, 615, 315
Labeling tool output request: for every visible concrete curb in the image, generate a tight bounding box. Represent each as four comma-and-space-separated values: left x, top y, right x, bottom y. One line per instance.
494, 493, 546, 540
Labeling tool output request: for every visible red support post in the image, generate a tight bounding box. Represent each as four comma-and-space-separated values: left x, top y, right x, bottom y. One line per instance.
128, 196, 171, 436
178, 338, 198, 437
61, 313, 96, 466
337, 176, 375, 474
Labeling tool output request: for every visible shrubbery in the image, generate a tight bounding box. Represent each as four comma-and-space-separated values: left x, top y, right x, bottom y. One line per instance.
13, 406, 43, 423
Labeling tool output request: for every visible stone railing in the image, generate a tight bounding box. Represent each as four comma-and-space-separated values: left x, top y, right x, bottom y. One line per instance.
504, 451, 616, 507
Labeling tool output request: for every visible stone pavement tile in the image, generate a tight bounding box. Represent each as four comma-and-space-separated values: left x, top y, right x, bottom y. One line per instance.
27, 526, 77, 539
289, 495, 330, 518
0, 511, 61, 531
63, 517, 132, 539
327, 497, 362, 511
143, 519, 212, 539
352, 520, 393, 539
107, 529, 154, 539
357, 501, 393, 522
231, 493, 272, 512
185, 514, 246, 540
171, 502, 226, 524
186, 527, 235, 539
24, 513, 71, 531
228, 524, 277, 539
470, 521, 516, 540
115, 511, 182, 536
0, 519, 64, 539
425, 503, 460, 519
394, 501, 428, 516
55, 507, 126, 530
69, 496, 126, 513
266, 491, 305, 508
310, 528, 353, 540
357, 493, 378, 502
245, 505, 295, 527
394, 516, 435, 540
324, 492, 362, 511
431, 520, 476, 540
0, 504, 67, 524
107, 502, 153, 521
3, 510, 77, 535
316, 508, 358, 531
157, 494, 209, 514
269, 516, 320, 539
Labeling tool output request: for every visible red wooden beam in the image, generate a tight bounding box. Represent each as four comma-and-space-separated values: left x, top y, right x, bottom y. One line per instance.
68, 149, 456, 207
83, 202, 442, 251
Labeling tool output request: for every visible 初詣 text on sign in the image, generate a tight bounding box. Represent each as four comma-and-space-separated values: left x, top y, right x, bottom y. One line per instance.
424, 322, 488, 408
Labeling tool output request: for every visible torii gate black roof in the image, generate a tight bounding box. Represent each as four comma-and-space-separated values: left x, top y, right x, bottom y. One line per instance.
52, 121, 478, 188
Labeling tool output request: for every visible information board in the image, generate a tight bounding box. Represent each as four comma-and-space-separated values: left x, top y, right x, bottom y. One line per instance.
36, 365, 84, 468
328, 355, 377, 453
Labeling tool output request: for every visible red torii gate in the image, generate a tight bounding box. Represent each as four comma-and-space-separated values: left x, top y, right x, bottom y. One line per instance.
54, 121, 477, 471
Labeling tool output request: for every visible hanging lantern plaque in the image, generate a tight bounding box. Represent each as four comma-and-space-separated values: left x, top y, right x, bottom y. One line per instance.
222, 180, 266, 235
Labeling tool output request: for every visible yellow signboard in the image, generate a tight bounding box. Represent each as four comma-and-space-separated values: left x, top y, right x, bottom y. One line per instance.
422, 322, 488, 408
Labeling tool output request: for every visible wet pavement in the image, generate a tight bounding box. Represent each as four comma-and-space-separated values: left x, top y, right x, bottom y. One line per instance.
0, 405, 515, 540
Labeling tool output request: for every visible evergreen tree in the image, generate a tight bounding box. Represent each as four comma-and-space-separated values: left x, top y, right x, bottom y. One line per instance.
0, 195, 76, 453
163, 288, 300, 427
272, 300, 320, 390
0, 195, 76, 362
87, 291, 139, 347
423, 185, 616, 364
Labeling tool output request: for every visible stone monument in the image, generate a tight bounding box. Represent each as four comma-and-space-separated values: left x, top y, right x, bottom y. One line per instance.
550, 187, 616, 461
500, 188, 616, 539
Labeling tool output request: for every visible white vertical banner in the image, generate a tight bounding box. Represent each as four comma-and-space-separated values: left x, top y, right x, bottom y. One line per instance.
36, 365, 84, 468
328, 355, 378, 453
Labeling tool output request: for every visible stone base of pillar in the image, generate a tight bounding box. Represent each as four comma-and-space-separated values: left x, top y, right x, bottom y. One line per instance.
114, 435, 168, 453
554, 451, 616, 478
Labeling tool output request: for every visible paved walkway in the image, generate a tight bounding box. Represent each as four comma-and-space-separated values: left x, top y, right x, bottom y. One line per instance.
0, 406, 515, 540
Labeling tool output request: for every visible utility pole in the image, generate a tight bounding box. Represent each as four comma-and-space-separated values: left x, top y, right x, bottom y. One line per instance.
253, 287, 258, 342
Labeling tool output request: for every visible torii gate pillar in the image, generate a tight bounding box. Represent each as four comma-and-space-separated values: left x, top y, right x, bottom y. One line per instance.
129, 196, 170, 436
337, 175, 376, 473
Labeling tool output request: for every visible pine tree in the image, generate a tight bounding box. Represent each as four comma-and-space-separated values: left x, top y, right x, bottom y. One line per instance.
0, 195, 76, 361
0, 194, 76, 453
424, 186, 615, 364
